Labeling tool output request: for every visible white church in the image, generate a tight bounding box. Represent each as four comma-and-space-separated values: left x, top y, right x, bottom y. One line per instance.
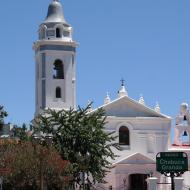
33, 0, 190, 189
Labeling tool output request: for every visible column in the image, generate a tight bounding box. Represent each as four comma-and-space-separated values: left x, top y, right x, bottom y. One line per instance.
174, 177, 184, 190
147, 177, 158, 190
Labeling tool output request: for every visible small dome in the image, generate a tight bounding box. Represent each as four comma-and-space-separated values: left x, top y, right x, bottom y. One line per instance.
44, 0, 68, 24
180, 102, 189, 115
118, 85, 128, 98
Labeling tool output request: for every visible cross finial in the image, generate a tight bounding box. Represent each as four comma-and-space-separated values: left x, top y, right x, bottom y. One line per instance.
118, 79, 128, 97
121, 78, 125, 86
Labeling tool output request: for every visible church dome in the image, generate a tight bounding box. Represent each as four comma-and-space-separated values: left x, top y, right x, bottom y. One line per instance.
44, 0, 68, 24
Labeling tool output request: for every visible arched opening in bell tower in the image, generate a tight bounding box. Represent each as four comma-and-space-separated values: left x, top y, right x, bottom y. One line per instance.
55, 87, 62, 98
56, 27, 61, 38
181, 130, 190, 145
53, 60, 64, 79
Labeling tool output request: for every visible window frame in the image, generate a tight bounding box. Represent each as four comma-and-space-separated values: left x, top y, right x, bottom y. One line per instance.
55, 87, 62, 99
119, 126, 130, 146
53, 59, 64, 79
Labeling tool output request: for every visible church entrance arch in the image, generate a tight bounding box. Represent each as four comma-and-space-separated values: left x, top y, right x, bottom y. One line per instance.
128, 174, 148, 190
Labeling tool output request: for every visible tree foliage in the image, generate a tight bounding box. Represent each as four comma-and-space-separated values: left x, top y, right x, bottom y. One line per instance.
11, 123, 30, 141
0, 140, 70, 190
0, 105, 8, 128
34, 104, 120, 186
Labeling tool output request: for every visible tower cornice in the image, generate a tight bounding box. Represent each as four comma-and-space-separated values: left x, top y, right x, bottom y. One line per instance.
33, 39, 78, 51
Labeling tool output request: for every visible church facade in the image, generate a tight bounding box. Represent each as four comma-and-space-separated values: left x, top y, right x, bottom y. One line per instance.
33, 1, 190, 189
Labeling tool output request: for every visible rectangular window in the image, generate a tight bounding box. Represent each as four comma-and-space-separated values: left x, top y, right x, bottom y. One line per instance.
63, 30, 70, 37
46, 29, 55, 37
72, 55, 74, 66
42, 53, 46, 78
42, 80, 46, 109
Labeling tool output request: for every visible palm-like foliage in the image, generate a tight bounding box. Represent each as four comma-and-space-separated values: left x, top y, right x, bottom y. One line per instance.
34, 104, 120, 186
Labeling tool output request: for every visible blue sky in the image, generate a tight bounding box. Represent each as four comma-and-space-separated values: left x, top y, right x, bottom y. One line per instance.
0, 0, 190, 125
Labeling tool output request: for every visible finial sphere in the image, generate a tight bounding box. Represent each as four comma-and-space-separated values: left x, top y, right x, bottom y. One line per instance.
120, 78, 125, 86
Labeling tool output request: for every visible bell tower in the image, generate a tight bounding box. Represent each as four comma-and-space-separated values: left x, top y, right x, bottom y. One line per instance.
33, 0, 77, 116
174, 103, 190, 146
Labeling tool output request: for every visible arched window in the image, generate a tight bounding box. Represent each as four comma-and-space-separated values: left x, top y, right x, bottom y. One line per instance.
56, 87, 61, 98
56, 28, 61, 38
181, 130, 190, 145
119, 126, 130, 145
53, 60, 64, 79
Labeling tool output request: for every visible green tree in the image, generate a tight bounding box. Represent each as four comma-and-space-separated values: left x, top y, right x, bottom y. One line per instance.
12, 123, 29, 141
34, 104, 120, 187
0, 105, 8, 128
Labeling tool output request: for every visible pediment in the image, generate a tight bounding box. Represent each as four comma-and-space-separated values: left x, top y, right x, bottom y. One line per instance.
101, 96, 168, 118
115, 153, 155, 165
